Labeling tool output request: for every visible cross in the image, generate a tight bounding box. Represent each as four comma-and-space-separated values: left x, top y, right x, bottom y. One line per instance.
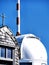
0, 13, 6, 26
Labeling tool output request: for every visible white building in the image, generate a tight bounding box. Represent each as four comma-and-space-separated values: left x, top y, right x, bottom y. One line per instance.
0, 26, 20, 65
16, 34, 47, 65
0, 26, 47, 65
0, 0, 47, 65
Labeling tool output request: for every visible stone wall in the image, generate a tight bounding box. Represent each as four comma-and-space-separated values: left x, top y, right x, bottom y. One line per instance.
15, 45, 21, 65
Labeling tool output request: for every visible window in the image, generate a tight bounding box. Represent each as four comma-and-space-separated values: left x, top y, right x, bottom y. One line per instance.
20, 62, 32, 65
0, 47, 13, 59
1, 47, 5, 57
6, 48, 12, 59
0, 47, 5, 58
0, 48, 1, 57
7, 48, 11, 58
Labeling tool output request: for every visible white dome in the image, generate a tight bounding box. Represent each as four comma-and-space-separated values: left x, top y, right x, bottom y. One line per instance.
21, 34, 47, 65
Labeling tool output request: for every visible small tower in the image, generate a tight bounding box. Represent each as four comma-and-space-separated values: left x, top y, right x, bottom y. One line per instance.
16, 0, 20, 36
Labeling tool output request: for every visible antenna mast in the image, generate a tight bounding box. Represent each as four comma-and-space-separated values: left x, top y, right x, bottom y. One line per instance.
16, 0, 20, 36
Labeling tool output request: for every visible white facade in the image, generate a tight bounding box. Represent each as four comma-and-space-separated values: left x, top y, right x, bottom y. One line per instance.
0, 26, 19, 65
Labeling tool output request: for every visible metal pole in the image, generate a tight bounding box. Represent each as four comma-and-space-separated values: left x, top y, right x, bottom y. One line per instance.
16, 0, 20, 36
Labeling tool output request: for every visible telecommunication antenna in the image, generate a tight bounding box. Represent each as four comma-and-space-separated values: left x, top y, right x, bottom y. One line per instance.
0, 13, 6, 27
16, 0, 20, 36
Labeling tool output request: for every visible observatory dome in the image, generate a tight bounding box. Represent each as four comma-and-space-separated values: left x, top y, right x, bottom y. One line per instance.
21, 34, 47, 65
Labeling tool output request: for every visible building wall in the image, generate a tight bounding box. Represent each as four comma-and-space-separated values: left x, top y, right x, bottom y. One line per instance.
15, 45, 21, 65
0, 26, 20, 65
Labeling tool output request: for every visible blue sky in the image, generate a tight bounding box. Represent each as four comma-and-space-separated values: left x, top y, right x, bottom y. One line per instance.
0, 0, 49, 64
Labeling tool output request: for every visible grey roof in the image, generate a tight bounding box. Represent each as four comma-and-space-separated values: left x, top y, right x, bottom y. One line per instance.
0, 26, 17, 48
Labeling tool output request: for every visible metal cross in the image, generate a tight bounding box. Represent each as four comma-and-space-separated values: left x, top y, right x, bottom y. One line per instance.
0, 13, 6, 26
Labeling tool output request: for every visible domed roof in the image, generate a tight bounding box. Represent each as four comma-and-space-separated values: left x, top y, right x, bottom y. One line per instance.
21, 34, 47, 63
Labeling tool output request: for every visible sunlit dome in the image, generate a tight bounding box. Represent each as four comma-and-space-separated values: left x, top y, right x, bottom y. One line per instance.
21, 34, 47, 65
